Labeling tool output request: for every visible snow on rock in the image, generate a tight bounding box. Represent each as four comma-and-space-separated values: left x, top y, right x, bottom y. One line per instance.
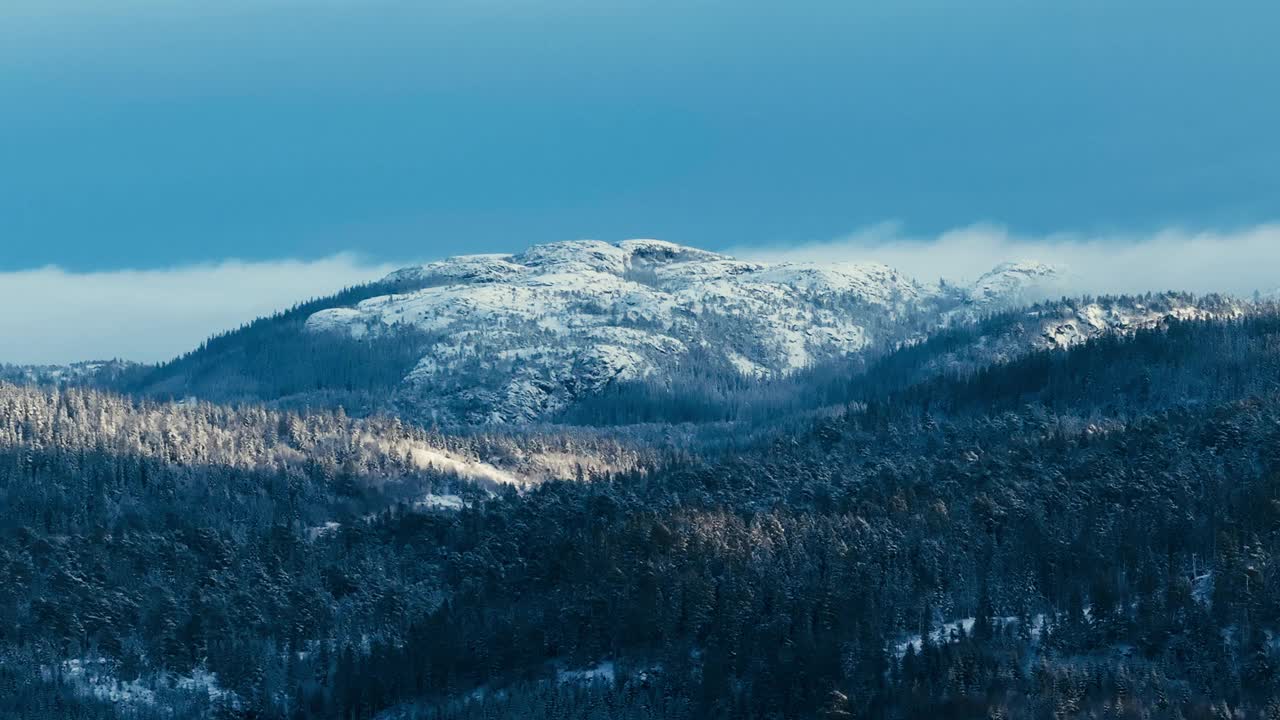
1033, 296, 1243, 350
383, 254, 527, 286
917, 294, 1246, 381
968, 261, 1066, 306
749, 262, 927, 304
305, 239, 1067, 424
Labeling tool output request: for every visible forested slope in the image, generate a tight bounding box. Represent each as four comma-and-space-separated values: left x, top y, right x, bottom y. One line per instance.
6, 315, 1280, 718
111, 278, 445, 416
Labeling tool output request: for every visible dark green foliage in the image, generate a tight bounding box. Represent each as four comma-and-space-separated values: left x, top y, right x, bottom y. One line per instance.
115, 279, 442, 415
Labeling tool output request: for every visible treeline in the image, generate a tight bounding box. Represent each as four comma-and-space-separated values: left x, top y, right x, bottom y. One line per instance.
111, 277, 444, 415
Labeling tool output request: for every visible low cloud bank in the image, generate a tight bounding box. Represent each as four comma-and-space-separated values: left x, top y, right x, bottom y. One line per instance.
732, 222, 1280, 297
0, 254, 399, 365
7, 224, 1280, 365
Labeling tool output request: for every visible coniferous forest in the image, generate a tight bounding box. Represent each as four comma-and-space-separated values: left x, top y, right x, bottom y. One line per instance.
8, 0, 1280, 714
5, 312, 1280, 718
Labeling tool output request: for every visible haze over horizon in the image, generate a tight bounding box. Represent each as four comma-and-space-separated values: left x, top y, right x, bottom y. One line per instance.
5, 224, 1280, 366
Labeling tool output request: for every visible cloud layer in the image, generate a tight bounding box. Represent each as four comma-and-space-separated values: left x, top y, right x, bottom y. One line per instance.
0, 255, 399, 365
733, 223, 1280, 298
5, 225, 1280, 366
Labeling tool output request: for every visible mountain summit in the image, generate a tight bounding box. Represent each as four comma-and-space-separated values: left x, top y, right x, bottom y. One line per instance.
304, 240, 1062, 424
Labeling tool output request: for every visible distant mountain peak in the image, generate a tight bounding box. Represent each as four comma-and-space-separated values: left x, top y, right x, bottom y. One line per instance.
304, 240, 1076, 424
968, 260, 1066, 305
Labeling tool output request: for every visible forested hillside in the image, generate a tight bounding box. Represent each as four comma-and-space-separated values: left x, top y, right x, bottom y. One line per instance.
6, 313, 1280, 717
110, 278, 446, 416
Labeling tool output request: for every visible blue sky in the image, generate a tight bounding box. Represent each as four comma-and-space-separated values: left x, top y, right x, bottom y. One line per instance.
3, 0, 1277, 273
2, 1, 1278, 363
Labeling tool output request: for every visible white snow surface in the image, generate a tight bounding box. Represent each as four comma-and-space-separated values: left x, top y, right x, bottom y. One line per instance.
1032, 298, 1239, 350
404, 446, 522, 488
54, 658, 237, 710
307, 239, 1065, 424
967, 261, 1066, 306
414, 493, 465, 511
894, 615, 1048, 659
556, 661, 616, 686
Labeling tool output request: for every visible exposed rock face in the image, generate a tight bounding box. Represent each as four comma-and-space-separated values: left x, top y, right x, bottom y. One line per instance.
306, 239, 1065, 424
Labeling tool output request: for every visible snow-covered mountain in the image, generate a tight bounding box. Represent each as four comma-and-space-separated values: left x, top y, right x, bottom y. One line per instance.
912, 293, 1247, 382
967, 261, 1067, 307
304, 240, 1065, 424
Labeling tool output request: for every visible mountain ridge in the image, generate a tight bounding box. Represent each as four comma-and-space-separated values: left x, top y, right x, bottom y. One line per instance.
86, 238, 1253, 430
304, 239, 1068, 424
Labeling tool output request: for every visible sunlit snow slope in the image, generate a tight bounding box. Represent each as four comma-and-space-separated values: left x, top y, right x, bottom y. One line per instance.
304, 240, 1069, 424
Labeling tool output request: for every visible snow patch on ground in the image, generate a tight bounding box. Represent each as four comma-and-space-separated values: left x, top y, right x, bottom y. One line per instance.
895, 615, 1048, 659
414, 493, 465, 511
57, 658, 157, 706
556, 661, 616, 685
405, 447, 522, 487
1192, 572, 1214, 606
53, 658, 238, 711
307, 521, 342, 540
